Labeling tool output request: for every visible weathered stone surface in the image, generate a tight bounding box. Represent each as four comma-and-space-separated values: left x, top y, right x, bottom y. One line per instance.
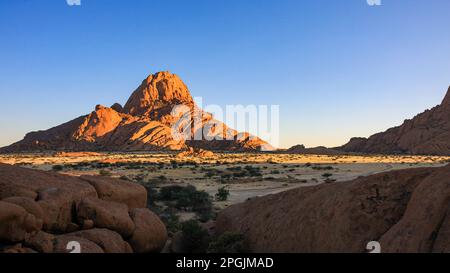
76, 197, 135, 237
0, 163, 97, 232
216, 165, 450, 253
128, 208, 167, 253
1, 244, 37, 253
2, 197, 44, 229
52, 235, 104, 253
0, 201, 42, 243
68, 229, 133, 253
379, 164, 450, 252
79, 175, 147, 209
24, 231, 54, 253
0, 163, 168, 253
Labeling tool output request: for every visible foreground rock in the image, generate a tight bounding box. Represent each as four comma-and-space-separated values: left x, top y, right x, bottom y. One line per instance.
0, 71, 271, 153
216, 164, 450, 253
0, 163, 167, 253
128, 208, 167, 253
338, 86, 450, 155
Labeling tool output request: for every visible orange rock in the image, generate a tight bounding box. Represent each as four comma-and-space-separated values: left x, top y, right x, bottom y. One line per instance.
76, 197, 135, 238
79, 175, 147, 209
0, 71, 271, 153
128, 208, 168, 253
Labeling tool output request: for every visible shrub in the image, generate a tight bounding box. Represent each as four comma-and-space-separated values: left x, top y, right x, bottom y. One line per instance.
181, 220, 210, 253
215, 186, 230, 201
52, 165, 63, 172
99, 169, 112, 176
158, 185, 185, 200
159, 208, 182, 234
322, 173, 333, 178
208, 232, 246, 253
158, 185, 213, 221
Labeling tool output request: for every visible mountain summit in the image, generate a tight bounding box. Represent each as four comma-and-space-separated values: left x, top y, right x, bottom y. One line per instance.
338, 86, 450, 155
0, 71, 271, 153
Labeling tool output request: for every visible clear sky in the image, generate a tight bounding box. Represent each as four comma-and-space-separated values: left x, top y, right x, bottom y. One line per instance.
1, 0, 449, 148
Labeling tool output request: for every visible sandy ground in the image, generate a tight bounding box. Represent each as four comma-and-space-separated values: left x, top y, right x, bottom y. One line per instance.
1, 152, 449, 212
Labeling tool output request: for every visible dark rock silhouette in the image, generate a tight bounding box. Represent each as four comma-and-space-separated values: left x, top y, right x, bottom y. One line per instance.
338, 87, 450, 155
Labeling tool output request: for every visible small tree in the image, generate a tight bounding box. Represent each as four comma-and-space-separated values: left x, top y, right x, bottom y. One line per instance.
52, 165, 63, 172
216, 186, 230, 201
208, 232, 246, 253
181, 220, 210, 253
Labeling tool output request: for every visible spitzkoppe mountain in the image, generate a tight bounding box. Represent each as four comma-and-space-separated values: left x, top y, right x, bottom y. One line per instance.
0, 72, 271, 153
337, 86, 450, 155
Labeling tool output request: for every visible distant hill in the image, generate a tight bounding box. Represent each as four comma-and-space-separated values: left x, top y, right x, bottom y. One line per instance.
337, 86, 450, 155
287, 86, 450, 156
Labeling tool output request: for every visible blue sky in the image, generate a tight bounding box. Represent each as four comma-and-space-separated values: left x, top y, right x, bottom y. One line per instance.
1, 0, 449, 148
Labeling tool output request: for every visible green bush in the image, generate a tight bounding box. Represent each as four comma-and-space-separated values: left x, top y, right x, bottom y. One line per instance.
215, 186, 230, 201
158, 185, 213, 221
99, 169, 112, 176
181, 220, 210, 253
52, 165, 63, 172
208, 232, 246, 253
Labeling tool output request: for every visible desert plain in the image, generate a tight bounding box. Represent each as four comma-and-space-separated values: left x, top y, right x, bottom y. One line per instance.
2, 152, 449, 214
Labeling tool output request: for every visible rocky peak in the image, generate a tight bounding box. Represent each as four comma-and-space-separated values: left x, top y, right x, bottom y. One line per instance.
111, 103, 123, 113
123, 71, 195, 117
442, 86, 450, 107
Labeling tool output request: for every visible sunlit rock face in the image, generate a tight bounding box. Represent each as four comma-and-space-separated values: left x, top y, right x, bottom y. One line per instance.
0, 71, 270, 153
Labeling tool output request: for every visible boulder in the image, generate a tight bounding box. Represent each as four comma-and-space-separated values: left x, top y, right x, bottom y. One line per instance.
68, 229, 133, 253
0, 163, 168, 253
24, 231, 55, 253
128, 208, 167, 253
380, 164, 450, 252
1, 244, 37, 253
2, 196, 44, 230
0, 201, 42, 243
0, 163, 97, 233
80, 175, 147, 209
216, 166, 440, 253
52, 235, 104, 253
76, 197, 135, 237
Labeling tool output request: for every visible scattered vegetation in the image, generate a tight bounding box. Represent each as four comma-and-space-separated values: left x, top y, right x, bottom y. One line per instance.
215, 186, 230, 201
180, 220, 210, 253
99, 169, 112, 176
52, 165, 64, 172
158, 185, 213, 222
208, 232, 247, 253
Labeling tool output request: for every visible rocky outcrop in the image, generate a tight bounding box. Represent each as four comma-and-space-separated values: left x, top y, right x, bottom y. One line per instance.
216, 164, 450, 253
338, 87, 450, 155
127, 208, 167, 253
176, 147, 215, 158
286, 144, 345, 155
0, 71, 270, 153
0, 163, 167, 253
79, 175, 147, 209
